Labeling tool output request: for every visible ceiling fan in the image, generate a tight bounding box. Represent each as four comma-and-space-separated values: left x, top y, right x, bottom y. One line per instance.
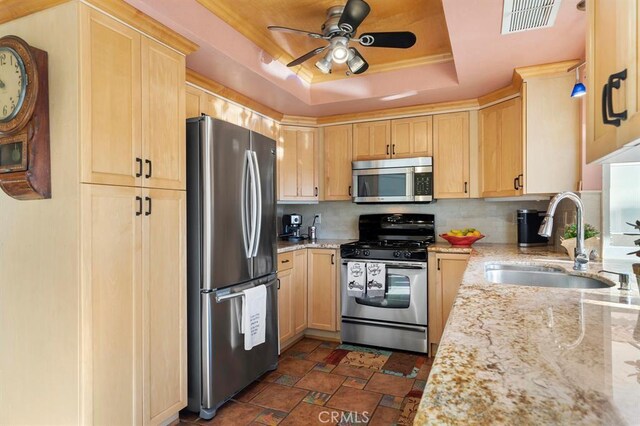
267, 0, 417, 76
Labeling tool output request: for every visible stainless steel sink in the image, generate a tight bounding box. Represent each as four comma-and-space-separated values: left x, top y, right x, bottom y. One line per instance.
484, 263, 614, 289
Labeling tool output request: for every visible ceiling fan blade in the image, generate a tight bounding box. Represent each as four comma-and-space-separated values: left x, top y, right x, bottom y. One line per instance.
287, 46, 328, 67
358, 32, 417, 48
348, 47, 369, 74
338, 0, 371, 34
267, 25, 325, 39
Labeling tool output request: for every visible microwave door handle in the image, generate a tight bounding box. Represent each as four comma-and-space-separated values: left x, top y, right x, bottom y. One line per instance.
251, 151, 262, 257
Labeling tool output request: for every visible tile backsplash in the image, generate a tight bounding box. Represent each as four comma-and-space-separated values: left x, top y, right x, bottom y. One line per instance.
280, 198, 552, 244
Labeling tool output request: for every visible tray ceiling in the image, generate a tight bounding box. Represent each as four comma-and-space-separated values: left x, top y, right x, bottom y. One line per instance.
195, 0, 453, 83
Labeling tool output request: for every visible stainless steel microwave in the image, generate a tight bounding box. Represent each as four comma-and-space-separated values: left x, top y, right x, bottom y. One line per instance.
352, 157, 433, 203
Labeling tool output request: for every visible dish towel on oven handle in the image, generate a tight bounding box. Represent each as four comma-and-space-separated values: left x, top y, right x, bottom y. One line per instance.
241, 284, 267, 350
366, 263, 386, 298
347, 261, 366, 297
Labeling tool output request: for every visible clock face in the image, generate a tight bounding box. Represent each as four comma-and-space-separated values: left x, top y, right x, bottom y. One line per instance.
0, 47, 27, 123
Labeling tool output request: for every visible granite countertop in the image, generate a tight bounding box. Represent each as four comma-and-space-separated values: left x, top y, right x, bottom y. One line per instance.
277, 239, 354, 253
416, 244, 640, 425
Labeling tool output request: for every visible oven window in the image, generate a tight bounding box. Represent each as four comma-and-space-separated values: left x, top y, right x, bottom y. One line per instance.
355, 273, 410, 308
357, 173, 406, 197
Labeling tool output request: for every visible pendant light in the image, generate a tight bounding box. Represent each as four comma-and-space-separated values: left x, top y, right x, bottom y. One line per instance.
569, 61, 586, 98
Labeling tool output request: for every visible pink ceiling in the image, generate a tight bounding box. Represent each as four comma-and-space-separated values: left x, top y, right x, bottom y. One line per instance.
124, 0, 586, 117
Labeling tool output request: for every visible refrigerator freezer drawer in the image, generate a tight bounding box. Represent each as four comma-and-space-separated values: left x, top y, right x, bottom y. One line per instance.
198, 275, 278, 419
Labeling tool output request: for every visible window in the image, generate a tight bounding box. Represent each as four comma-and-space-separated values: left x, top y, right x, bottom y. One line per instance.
603, 163, 640, 258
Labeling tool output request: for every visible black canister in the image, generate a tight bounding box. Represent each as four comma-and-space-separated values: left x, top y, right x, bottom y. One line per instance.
517, 209, 549, 247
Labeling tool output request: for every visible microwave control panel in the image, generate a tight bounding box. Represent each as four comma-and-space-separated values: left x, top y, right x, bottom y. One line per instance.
414, 172, 432, 196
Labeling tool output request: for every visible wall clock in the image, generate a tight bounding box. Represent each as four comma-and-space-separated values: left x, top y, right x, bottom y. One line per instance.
0, 35, 50, 200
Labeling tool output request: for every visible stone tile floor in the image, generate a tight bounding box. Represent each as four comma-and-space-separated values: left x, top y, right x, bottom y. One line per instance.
177, 338, 433, 425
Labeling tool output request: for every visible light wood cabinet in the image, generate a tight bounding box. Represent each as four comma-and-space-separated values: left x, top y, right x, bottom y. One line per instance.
479, 98, 522, 197
277, 250, 308, 347
81, 184, 142, 426
142, 189, 187, 425
278, 126, 319, 202
427, 252, 470, 354
81, 184, 187, 425
80, 8, 142, 187
80, 7, 186, 190
79, 7, 187, 425
141, 37, 186, 191
586, 0, 640, 163
391, 116, 433, 158
277, 267, 294, 345
433, 112, 470, 199
292, 249, 308, 334
522, 75, 580, 194
323, 124, 353, 201
307, 249, 338, 331
353, 120, 391, 161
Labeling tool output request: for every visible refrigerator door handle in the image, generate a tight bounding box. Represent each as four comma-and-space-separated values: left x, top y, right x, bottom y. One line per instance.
247, 150, 258, 258
241, 150, 252, 258
251, 150, 262, 257
202, 118, 213, 291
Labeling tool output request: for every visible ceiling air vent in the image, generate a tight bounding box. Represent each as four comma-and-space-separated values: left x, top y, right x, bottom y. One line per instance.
501, 0, 562, 34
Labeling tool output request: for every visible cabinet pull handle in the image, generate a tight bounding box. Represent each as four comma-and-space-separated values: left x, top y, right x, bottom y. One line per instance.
314, 186, 318, 197
145, 196, 152, 216
392, 144, 396, 156
607, 69, 628, 122
145, 159, 152, 178
135, 158, 143, 178
514, 177, 519, 190
277, 279, 281, 290
348, 185, 352, 196
464, 182, 468, 194
135, 196, 142, 216
331, 254, 335, 265
517, 174, 523, 190
386, 144, 390, 156
281, 259, 290, 264
437, 258, 441, 271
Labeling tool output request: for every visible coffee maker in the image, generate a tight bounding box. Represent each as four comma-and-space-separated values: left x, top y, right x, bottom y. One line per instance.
281, 214, 305, 242
517, 209, 549, 247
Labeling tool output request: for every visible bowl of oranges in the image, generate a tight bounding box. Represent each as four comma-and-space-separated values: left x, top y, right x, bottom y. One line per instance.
439, 228, 485, 247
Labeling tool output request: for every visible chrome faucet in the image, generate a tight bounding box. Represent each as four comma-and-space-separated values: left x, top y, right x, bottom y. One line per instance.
538, 192, 588, 271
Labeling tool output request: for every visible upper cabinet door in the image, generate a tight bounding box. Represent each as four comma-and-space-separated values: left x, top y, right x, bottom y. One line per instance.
142, 37, 186, 190
297, 128, 319, 200
391, 116, 433, 158
480, 99, 522, 198
353, 121, 391, 161
278, 127, 299, 200
433, 112, 470, 199
142, 188, 187, 425
323, 124, 353, 201
80, 7, 142, 187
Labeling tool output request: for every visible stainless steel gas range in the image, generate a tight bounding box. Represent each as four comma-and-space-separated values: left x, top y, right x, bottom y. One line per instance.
340, 214, 435, 353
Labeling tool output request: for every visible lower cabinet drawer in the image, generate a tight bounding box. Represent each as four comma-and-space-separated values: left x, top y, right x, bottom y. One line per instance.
277, 252, 294, 271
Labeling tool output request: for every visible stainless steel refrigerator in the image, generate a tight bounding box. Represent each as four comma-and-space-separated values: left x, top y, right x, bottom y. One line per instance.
186, 115, 278, 420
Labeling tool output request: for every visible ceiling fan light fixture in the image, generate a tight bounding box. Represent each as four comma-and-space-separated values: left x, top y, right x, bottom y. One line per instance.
346, 48, 365, 73
315, 51, 333, 74
331, 37, 349, 64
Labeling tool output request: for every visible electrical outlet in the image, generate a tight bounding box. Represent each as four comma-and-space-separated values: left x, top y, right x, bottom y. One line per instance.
315, 214, 321, 224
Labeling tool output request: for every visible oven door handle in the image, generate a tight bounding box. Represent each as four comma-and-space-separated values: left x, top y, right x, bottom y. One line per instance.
341, 261, 426, 270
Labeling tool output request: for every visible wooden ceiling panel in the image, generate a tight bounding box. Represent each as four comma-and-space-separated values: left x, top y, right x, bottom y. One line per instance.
196, 0, 452, 82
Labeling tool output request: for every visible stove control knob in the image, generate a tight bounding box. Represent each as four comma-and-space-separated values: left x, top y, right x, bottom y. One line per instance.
363, 250, 371, 256
393, 251, 401, 258
354, 249, 361, 256
404, 251, 412, 259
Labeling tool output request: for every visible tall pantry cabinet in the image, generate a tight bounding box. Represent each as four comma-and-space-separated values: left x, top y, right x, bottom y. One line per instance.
79, 4, 189, 425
